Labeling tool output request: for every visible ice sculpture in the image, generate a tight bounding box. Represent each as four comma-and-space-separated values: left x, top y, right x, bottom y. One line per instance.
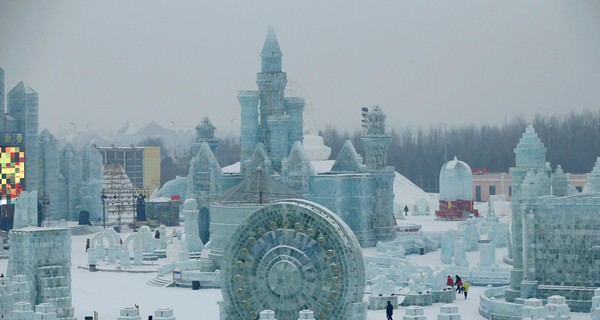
182, 198, 203, 257
7, 226, 75, 319
479, 124, 600, 313
435, 156, 479, 220
8, 81, 39, 192
238, 27, 305, 174
220, 199, 366, 320
13, 191, 38, 228
155, 28, 398, 248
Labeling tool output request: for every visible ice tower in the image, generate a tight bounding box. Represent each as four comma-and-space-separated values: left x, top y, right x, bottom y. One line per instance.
505, 125, 550, 302
239, 27, 305, 174
158, 30, 397, 248
7, 81, 39, 191
360, 106, 396, 242
39, 129, 61, 221
192, 117, 219, 155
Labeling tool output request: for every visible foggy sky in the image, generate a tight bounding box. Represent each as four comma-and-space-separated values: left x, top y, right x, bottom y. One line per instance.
1, 1, 599, 138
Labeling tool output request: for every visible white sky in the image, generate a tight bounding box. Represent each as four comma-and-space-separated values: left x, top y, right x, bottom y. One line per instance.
1, 1, 599, 137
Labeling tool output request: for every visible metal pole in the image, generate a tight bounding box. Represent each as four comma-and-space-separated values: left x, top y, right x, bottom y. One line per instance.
101, 191, 107, 229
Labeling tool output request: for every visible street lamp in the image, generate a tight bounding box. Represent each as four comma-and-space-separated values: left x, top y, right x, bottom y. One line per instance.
101, 191, 108, 229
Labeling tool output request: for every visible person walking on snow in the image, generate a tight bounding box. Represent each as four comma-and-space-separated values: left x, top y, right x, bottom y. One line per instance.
386, 301, 394, 320
403, 205, 409, 216
462, 280, 470, 299
455, 275, 462, 293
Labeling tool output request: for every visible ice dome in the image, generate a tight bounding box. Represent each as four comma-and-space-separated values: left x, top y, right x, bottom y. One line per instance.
439, 156, 473, 201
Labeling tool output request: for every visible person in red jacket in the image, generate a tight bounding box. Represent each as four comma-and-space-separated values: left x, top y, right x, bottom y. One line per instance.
447, 275, 454, 288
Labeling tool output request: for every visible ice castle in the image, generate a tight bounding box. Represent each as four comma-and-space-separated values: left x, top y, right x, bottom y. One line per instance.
478, 124, 600, 316
156, 28, 396, 248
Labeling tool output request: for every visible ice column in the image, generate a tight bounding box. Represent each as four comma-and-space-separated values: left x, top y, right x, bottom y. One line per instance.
453, 237, 468, 266
479, 241, 495, 267
440, 231, 454, 264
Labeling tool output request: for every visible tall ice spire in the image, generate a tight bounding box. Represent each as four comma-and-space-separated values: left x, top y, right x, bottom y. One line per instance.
261, 26, 282, 73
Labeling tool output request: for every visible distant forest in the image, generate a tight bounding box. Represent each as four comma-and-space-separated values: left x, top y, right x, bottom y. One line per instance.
320, 110, 600, 192
151, 110, 600, 192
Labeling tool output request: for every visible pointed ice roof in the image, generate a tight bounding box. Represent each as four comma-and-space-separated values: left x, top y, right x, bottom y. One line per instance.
191, 142, 222, 173
587, 157, 600, 193
331, 140, 363, 172
244, 143, 273, 176
9, 81, 37, 95
261, 26, 282, 58
215, 166, 299, 204
39, 129, 57, 143
282, 141, 315, 174
260, 27, 283, 73
514, 124, 546, 169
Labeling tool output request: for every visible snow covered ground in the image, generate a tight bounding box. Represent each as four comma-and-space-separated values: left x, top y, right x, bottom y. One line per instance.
0, 180, 590, 319
0, 209, 591, 319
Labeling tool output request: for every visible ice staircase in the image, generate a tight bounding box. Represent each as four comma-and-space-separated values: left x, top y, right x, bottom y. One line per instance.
146, 276, 174, 288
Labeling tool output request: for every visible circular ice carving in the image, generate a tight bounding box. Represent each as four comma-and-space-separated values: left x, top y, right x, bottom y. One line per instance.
221, 199, 365, 320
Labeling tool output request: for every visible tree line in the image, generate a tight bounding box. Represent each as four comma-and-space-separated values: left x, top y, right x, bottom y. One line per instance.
146, 110, 600, 192
320, 110, 600, 192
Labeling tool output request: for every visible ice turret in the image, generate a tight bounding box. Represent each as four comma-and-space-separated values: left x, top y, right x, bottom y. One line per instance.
587, 157, 600, 193
261, 26, 283, 73
514, 124, 547, 170
284, 96, 305, 148
192, 117, 219, 154
551, 165, 568, 196
506, 124, 550, 302
361, 106, 391, 170
238, 90, 260, 171
257, 27, 287, 131
267, 115, 290, 171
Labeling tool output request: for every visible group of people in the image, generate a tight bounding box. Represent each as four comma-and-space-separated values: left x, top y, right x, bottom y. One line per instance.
384, 274, 470, 320
446, 275, 469, 299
